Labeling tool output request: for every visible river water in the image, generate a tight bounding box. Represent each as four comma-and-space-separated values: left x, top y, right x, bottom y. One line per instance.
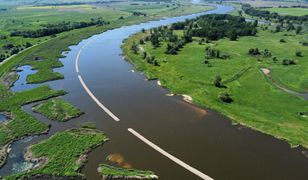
0, 3, 307, 180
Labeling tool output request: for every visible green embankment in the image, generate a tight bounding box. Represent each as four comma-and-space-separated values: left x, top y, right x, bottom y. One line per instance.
33, 98, 83, 122
123, 26, 308, 148
4, 128, 108, 179
98, 164, 158, 179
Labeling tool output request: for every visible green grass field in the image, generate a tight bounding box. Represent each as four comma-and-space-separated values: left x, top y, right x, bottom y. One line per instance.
263, 7, 308, 16
33, 98, 83, 121
4, 128, 108, 179
98, 164, 158, 179
123, 25, 308, 148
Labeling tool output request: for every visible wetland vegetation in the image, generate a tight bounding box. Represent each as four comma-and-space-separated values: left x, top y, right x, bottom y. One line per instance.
32, 98, 84, 122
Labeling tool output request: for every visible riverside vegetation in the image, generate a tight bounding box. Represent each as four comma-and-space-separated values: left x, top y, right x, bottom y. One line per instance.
123, 12, 308, 148
0, 0, 212, 178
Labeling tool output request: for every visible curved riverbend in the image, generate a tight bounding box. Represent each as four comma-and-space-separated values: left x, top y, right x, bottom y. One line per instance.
1, 3, 308, 180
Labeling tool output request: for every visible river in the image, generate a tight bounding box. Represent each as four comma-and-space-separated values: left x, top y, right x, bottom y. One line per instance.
0, 3, 307, 180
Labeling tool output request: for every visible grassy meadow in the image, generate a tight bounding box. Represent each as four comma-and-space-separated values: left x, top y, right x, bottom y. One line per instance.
123, 25, 308, 148
263, 7, 308, 16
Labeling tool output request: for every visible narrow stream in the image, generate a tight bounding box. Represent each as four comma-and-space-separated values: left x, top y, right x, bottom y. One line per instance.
0, 3, 307, 180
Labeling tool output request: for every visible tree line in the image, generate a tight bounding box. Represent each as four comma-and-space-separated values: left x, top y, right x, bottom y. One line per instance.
10, 18, 109, 38
242, 4, 308, 22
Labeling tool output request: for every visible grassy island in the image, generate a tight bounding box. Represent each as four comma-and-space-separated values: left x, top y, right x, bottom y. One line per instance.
98, 164, 158, 179
4, 128, 108, 180
33, 98, 83, 122
123, 14, 308, 148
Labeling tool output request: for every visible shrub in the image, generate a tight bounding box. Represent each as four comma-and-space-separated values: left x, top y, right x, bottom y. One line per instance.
219, 92, 233, 103
282, 59, 296, 65
295, 51, 302, 57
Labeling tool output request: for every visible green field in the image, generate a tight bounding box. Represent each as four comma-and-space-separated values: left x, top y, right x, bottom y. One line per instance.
123, 23, 308, 148
4, 128, 108, 179
33, 98, 83, 121
263, 7, 308, 16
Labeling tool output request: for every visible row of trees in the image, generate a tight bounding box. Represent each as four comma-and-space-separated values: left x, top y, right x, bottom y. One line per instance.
11, 18, 109, 38
242, 4, 308, 22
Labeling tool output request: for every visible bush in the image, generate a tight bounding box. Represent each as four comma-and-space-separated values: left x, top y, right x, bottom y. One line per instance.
282, 59, 296, 65
248, 48, 261, 56
295, 51, 302, 57
219, 92, 233, 103
214, 75, 222, 87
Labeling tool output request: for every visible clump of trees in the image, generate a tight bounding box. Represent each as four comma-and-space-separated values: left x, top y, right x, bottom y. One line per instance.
146, 56, 159, 66
205, 47, 230, 59
170, 14, 257, 41
248, 48, 261, 56
248, 48, 271, 57
0, 41, 32, 61
11, 18, 109, 38
132, 11, 146, 16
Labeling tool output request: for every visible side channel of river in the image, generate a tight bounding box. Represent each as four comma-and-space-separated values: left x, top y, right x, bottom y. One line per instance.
0, 3, 307, 180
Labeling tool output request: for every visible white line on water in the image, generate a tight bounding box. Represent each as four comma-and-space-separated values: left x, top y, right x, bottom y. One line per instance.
75, 36, 213, 180
128, 128, 214, 180
75, 39, 120, 122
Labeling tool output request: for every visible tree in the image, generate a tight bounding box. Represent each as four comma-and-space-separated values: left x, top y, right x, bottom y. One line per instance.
238, 10, 243, 16
0, 54, 5, 62
219, 92, 233, 103
131, 42, 138, 54
296, 26, 302, 34
275, 25, 281, 32
229, 31, 238, 41
214, 75, 223, 87
296, 51, 302, 57
142, 51, 147, 59
150, 34, 160, 48
263, 49, 272, 57
25, 42, 32, 48
253, 20, 258, 27
282, 59, 296, 65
